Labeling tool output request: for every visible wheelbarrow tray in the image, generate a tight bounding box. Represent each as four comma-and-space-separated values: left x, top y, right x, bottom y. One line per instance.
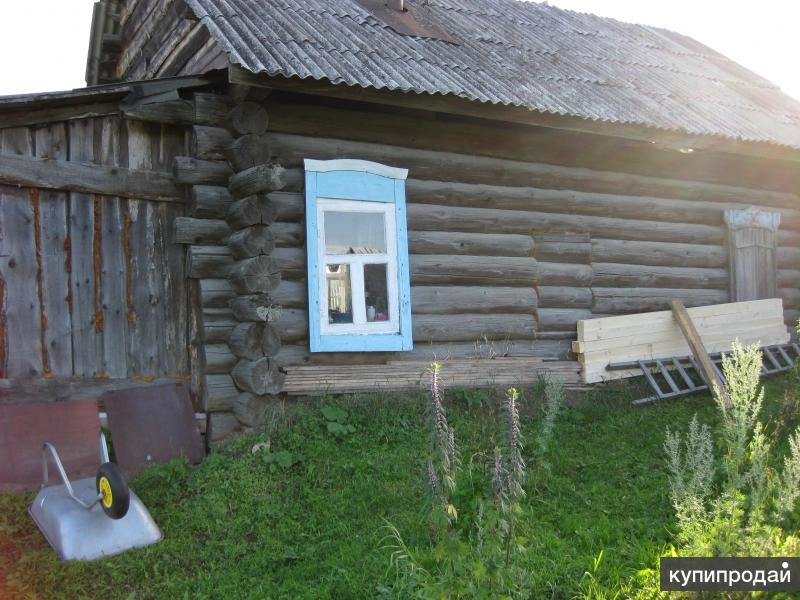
29, 477, 162, 561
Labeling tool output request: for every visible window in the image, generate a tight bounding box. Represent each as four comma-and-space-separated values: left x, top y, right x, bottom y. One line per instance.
304, 159, 413, 352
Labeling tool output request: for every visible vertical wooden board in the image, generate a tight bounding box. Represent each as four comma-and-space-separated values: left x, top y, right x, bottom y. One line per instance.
0, 127, 42, 377
156, 123, 189, 376
68, 119, 102, 377
125, 121, 160, 377
34, 125, 72, 377
98, 117, 128, 377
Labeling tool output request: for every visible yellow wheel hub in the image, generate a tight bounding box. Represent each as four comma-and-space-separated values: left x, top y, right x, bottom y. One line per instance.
98, 476, 113, 508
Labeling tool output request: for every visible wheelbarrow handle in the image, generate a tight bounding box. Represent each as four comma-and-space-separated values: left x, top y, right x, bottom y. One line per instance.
41, 442, 103, 510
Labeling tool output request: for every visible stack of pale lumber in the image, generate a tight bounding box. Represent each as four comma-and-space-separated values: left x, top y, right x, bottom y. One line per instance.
573, 298, 790, 384
282, 357, 582, 395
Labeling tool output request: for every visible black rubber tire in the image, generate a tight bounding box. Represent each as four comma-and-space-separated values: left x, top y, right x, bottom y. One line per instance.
96, 462, 130, 520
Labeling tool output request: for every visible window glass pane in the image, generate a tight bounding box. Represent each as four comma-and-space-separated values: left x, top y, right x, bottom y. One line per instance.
364, 263, 389, 322
326, 264, 353, 324
324, 211, 386, 255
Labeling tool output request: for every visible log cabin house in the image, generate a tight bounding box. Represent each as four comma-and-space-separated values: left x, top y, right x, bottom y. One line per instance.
1, 0, 799, 440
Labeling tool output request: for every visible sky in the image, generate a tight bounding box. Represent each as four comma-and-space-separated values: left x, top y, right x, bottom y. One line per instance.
0, 0, 799, 101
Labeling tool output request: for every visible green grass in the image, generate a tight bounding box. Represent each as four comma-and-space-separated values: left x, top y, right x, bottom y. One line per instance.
1, 374, 798, 599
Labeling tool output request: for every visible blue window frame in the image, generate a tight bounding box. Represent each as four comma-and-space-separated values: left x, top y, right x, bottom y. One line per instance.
304, 159, 413, 352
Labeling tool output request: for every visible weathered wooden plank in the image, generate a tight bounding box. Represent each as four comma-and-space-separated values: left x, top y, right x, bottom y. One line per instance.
33, 125, 72, 377
204, 343, 237, 374
591, 288, 730, 314
591, 263, 728, 289
199, 278, 236, 308
0, 127, 42, 377
406, 203, 723, 245
0, 151, 182, 203
156, 124, 190, 377
410, 286, 537, 314
407, 230, 533, 256
96, 117, 129, 378
778, 246, 800, 270
67, 120, 103, 377
121, 93, 232, 127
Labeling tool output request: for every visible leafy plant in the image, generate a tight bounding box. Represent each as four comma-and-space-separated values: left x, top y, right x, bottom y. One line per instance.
663, 340, 800, 558
321, 405, 356, 436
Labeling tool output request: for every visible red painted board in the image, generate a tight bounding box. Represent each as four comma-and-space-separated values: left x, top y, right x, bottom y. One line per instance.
102, 382, 205, 475
0, 400, 101, 491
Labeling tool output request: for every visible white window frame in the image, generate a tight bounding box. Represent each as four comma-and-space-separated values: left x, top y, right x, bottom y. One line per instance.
317, 198, 399, 336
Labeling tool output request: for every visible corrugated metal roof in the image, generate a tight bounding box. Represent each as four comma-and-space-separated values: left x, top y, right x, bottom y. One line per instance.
184, 0, 800, 149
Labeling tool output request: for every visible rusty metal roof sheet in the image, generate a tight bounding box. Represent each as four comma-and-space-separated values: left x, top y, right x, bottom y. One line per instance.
184, 0, 800, 149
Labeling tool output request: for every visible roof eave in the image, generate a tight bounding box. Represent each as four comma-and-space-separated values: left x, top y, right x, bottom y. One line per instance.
229, 65, 800, 164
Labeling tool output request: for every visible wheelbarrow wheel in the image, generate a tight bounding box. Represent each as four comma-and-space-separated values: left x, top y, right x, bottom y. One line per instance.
96, 462, 130, 520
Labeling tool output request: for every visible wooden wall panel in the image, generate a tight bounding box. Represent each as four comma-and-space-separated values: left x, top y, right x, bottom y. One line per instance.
0, 117, 192, 383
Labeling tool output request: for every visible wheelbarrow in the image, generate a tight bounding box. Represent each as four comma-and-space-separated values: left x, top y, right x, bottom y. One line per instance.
28, 431, 162, 561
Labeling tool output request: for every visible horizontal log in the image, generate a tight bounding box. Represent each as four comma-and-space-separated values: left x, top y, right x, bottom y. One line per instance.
265, 132, 800, 209
274, 247, 305, 277
535, 308, 593, 331
272, 308, 308, 343
0, 152, 181, 203
412, 314, 537, 342
536, 286, 593, 308
592, 263, 728, 289
407, 230, 533, 256
228, 225, 275, 259
410, 286, 537, 314
406, 203, 723, 245
778, 247, 800, 269
121, 93, 233, 127
191, 125, 234, 160
229, 256, 282, 294
226, 194, 278, 229
226, 102, 269, 136
202, 309, 236, 343
537, 262, 594, 286
188, 246, 302, 279
778, 270, 800, 287
173, 156, 232, 185
590, 287, 730, 314
229, 295, 282, 322
270, 191, 303, 221
273, 338, 574, 367
232, 358, 285, 395
409, 255, 537, 286
229, 322, 281, 359
205, 374, 240, 412
592, 238, 727, 268
405, 179, 800, 228
187, 246, 233, 279
200, 278, 236, 308
778, 288, 800, 310
533, 238, 591, 264
226, 132, 272, 171
205, 343, 237, 374
271, 222, 304, 246
189, 185, 232, 218
229, 164, 287, 199
173, 217, 230, 244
